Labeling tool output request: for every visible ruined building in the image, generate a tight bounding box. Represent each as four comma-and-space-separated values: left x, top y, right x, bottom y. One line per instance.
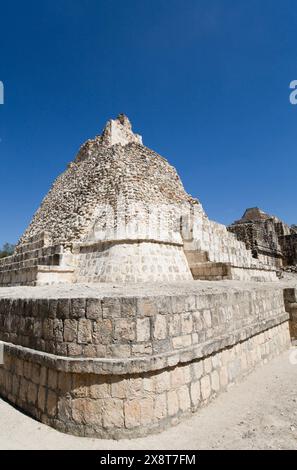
228, 207, 297, 268
0, 115, 296, 439
0, 115, 277, 286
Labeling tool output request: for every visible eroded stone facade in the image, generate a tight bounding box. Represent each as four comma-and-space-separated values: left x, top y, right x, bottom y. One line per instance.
229, 207, 297, 268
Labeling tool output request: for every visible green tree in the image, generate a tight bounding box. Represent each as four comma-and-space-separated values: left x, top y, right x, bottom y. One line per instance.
0, 242, 15, 259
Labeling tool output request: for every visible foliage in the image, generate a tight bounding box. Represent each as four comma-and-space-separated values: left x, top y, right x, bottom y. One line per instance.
0, 243, 15, 259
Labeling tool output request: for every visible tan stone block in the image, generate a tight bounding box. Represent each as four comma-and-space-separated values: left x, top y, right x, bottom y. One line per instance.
171, 367, 185, 389
93, 319, 112, 345
38, 386, 46, 411
47, 390, 57, 417
190, 381, 201, 406
212, 352, 222, 370
192, 311, 203, 331
12, 375, 20, 397
64, 319, 77, 342
155, 371, 170, 393
111, 378, 128, 399
154, 393, 167, 421
31, 364, 41, 385
27, 381, 38, 405
15, 358, 23, 377
167, 390, 179, 416
124, 399, 141, 428
72, 398, 103, 425
109, 344, 131, 358
177, 385, 191, 412
172, 336, 184, 349
57, 398, 72, 422
219, 366, 229, 388
168, 314, 181, 336
221, 349, 230, 366
153, 315, 167, 340
67, 343, 83, 356
19, 377, 29, 402
89, 377, 110, 399
72, 374, 89, 398
137, 299, 157, 317
136, 318, 151, 342
83, 345, 97, 357
172, 334, 192, 349
77, 319, 92, 344
183, 365, 192, 384
140, 397, 154, 425
181, 334, 192, 347
200, 375, 211, 400
23, 361, 32, 380
48, 369, 58, 390
191, 361, 203, 380
204, 357, 212, 374
128, 377, 143, 398
192, 332, 199, 344
131, 343, 153, 356
143, 377, 154, 393
86, 299, 102, 319
211, 370, 220, 392
114, 319, 135, 342
102, 298, 121, 318
181, 313, 193, 334
102, 398, 124, 428
40, 367, 47, 386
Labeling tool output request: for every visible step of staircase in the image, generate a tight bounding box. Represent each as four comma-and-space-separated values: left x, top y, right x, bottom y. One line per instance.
190, 262, 232, 280
184, 250, 209, 264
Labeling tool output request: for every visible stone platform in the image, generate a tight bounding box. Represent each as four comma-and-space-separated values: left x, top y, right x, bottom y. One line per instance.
0, 280, 295, 439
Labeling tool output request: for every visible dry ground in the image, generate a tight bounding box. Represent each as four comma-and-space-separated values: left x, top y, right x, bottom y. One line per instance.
0, 347, 296, 450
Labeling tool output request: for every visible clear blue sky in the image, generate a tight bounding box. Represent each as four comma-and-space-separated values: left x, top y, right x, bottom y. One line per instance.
0, 0, 296, 246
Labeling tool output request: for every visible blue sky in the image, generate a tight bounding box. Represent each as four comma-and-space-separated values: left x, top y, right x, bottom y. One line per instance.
0, 0, 297, 246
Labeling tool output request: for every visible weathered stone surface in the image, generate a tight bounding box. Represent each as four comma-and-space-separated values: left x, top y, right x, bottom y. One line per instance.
229, 207, 297, 268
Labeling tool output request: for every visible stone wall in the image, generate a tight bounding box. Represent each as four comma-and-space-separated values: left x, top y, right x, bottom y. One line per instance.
185, 211, 277, 280
279, 234, 297, 267
0, 283, 293, 438
0, 232, 74, 287
0, 322, 290, 439
76, 241, 192, 283
284, 288, 297, 340
0, 285, 288, 360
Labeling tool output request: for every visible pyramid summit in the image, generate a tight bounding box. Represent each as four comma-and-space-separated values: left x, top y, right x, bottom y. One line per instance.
0, 114, 278, 285
76, 113, 143, 163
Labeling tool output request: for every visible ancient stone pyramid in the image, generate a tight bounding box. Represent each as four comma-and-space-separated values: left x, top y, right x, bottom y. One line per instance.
0, 114, 278, 285
19, 113, 198, 247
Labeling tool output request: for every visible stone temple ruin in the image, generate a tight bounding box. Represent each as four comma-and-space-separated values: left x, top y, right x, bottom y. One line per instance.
228, 207, 297, 269
0, 114, 296, 439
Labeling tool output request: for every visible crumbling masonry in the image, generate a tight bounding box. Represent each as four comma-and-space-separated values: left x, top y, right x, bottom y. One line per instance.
228, 207, 297, 268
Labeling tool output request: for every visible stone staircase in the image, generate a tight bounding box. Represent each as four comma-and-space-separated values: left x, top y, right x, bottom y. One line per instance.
184, 249, 232, 280
0, 232, 75, 286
